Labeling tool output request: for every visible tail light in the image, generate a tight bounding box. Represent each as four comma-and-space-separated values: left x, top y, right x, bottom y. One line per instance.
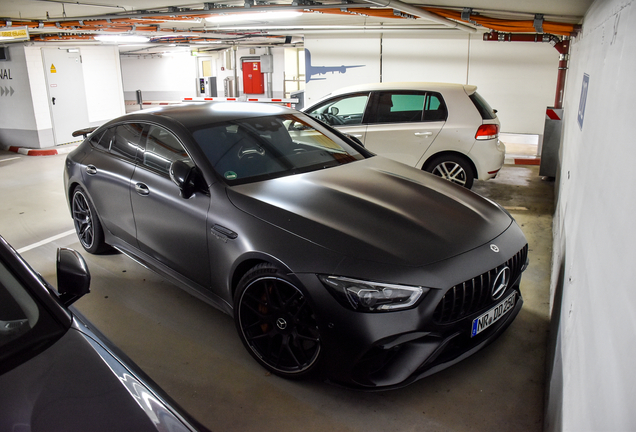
475, 124, 499, 140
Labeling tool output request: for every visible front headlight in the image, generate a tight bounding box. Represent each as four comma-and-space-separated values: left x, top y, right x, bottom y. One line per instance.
319, 275, 427, 312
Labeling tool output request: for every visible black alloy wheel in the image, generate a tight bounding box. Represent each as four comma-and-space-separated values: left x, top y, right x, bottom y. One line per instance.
71, 187, 108, 254
425, 154, 475, 189
235, 264, 321, 378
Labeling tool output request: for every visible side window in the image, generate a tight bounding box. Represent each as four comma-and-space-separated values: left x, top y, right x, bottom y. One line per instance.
306, 93, 370, 126
87, 129, 106, 150
369, 92, 425, 124
424, 93, 448, 122
97, 127, 116, 151
110, 123, 143, 161
142, 126, 191, 176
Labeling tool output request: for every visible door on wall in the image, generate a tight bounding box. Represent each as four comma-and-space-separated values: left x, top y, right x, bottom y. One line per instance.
42, 48, 90, 145
242, 61, 263, 94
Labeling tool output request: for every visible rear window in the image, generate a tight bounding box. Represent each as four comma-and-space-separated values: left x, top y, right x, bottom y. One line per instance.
470, 92, 497, 120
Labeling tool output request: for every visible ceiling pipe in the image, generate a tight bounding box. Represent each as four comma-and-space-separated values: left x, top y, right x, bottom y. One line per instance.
22, 3, 399, 22
359, 0, 477, 33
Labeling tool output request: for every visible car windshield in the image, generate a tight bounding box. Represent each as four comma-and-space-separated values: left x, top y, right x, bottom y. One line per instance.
191, 113, 366, 185
0, 258, 65, 373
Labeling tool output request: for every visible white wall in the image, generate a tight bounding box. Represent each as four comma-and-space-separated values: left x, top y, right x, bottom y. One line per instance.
0, 44, 125, 149
546, 0, 636, 430
80, 45, 126, 124
305, 33, 559, 135
120, 47, 288, 101
0, 44, 53, 149
121, 50, 198, 101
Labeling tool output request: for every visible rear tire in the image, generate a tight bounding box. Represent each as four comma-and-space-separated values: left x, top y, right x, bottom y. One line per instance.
234, 264, 322, 379
71, 186, 109, 254
425, 154, 475, 189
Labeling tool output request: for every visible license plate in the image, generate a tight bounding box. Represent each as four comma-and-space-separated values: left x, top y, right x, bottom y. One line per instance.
471, 292, 516, 337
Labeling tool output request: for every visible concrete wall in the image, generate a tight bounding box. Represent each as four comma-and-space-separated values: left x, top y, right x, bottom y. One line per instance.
0, 43, 124, 149
120, 47, 287, 101
0, 44, 52, 149
121, 50, 198, 101
545, 0, 636, 430
304, 33, 560, 136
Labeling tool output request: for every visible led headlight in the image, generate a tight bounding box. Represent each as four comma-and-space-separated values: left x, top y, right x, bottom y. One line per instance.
319, 275, 427, 312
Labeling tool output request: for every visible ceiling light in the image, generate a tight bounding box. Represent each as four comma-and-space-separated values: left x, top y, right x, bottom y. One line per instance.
206, 11, 303, 23
95, 35, 150, 43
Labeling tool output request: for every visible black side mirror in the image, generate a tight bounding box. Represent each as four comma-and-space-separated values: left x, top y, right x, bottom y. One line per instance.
345, 133, 364, 147
57, 248, 91, 306
170, 160, 196, 199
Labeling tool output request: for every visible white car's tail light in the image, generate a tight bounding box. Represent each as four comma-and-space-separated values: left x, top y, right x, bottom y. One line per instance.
475, 124, 499, 140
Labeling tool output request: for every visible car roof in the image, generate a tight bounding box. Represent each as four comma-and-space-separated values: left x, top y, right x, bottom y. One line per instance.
119, 101, 296, 130
320, 82, 477, 98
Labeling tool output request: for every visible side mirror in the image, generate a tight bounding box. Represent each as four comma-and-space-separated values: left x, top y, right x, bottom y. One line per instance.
345, 133, 364, 147
170, 160, 196, 199
329, 106, 339, 116
57, 248, 91, 306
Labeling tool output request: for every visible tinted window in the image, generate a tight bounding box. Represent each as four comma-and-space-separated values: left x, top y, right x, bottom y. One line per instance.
0, 258, 65, 375
369, 92, 426, 124
110, 123, 143, 161
97, 126, 116, 151
191, 113, 364, 185
141, 126, 191, 176
423, 93, 448, 121
469, 92, 497, 120
87, 129, 106, 150
306, 93, 370, 126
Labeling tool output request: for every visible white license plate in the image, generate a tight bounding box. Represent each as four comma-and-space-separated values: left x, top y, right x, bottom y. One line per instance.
471, 292, 516, 337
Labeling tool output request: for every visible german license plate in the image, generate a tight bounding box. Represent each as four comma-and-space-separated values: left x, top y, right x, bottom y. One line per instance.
471, 292, 516, 337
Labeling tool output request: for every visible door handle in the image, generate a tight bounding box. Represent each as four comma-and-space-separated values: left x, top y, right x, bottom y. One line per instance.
351, 134, 363, 138
414, 132, 433, 137
135, 183, 150, 196
85, 165, 97, 175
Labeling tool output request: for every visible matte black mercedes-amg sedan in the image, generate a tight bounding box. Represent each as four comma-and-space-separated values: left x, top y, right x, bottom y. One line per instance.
64, 102, 528, 390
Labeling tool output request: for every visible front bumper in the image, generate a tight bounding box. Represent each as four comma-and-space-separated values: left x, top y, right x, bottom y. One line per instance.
298, 238, 528, 390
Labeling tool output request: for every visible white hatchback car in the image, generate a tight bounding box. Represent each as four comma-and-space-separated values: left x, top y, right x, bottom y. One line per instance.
303, 82, 505, 188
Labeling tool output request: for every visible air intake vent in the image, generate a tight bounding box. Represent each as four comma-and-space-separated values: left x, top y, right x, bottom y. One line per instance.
433, 244, 528, 324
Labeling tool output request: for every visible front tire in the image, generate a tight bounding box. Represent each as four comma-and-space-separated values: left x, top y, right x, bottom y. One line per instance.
71, 186, 109, 254
234, 264, 322, 379
424, 154, 475, 189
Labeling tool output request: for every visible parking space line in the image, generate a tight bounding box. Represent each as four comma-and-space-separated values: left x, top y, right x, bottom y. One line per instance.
17, 229, 77, 254
0, 157, 21, 163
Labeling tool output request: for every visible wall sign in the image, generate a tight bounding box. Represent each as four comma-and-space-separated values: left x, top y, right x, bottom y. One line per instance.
577, 73, 589, 130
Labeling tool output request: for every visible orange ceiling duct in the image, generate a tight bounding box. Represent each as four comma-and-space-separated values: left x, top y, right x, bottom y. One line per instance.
422, 7, 577, 37
0, 6, 579, 42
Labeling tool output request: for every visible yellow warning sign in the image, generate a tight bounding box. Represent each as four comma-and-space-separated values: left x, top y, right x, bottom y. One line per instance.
50, 64, 57, 73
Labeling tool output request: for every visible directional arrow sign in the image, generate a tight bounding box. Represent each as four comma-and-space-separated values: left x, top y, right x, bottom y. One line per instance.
10, 87, 14, 96
0, 87, 5, 96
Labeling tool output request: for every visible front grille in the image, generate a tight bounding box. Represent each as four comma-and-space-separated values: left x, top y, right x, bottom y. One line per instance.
432, 244, 528, 324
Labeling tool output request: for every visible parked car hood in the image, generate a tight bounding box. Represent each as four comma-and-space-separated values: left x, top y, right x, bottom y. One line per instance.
227, 157, 512, 267
0, 325, 199, 432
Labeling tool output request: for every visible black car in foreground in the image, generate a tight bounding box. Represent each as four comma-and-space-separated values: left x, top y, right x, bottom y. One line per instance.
64, 102, 528, 390
0, 235, 207, 431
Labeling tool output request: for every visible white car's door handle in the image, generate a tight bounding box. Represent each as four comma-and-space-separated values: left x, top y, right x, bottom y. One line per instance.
414, 132, 433, 137
351, 134, 363, 138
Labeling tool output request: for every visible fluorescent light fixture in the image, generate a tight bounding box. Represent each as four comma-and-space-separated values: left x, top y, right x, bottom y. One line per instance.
206, 11, 303, 23
95, 35, 150, 43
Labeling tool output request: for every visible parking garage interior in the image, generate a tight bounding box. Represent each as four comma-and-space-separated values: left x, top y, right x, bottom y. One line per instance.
1, 0, 635, 430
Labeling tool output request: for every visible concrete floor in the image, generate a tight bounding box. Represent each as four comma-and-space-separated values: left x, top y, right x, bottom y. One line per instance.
0, 149, 554, 432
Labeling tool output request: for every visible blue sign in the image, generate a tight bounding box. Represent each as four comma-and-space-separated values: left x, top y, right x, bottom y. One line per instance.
578, 73, 589, 130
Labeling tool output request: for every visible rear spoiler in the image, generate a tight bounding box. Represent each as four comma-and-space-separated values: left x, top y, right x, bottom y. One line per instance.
72, 127, 97, 139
